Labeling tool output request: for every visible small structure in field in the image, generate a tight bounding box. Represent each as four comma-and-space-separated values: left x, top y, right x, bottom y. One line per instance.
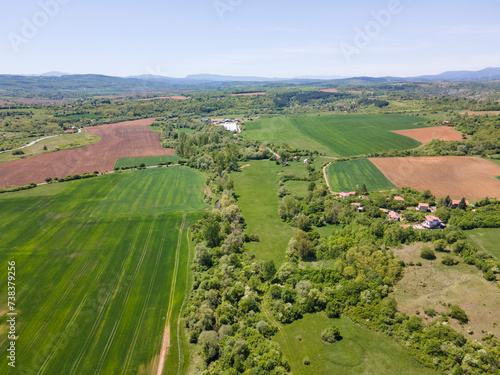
388, 211, 400, 221
394, 196, 405, 202
417, 203, 430, 212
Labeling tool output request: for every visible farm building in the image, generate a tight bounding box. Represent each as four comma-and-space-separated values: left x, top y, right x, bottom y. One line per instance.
423, 215, 443, 229
394, 196, 405, 202
380, 208, 389, 214
388, 211, 400, 221
339, 191, 356, 199
452, 199, 469, 208
351, 202, 363, 212
417, 203, 430, 212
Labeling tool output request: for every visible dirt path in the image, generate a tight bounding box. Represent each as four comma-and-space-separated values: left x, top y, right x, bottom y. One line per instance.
0, 134, 62, 154
267, 147, 280, 160
156, 214, 186, 375
322, 162, 335, 194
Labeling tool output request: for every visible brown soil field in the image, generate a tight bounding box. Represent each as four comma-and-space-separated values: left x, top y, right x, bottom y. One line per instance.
230, 92, 267, 96
0, 118, 174, 188
320, 89, 339, 93
392, 243, 500, 340
369, 156, 500, 199
462, 111, 500, 115
0, 100, 12, 105
392, 126, 464, 143
13, 98, 69, 104
138, 96, 190, 101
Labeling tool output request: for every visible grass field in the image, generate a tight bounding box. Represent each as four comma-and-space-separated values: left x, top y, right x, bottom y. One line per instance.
326, 159, 396, 192
0, 132, 100, 164
243, 114, 427, 157
274, 313, 435, 375
392, 243, 500, 340
0, 167, 207, 374
232, 161, 295, 266
465, 228, 500, 260
114, 155, 180, 169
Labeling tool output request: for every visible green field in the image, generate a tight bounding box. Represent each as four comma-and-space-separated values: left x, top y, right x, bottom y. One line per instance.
114, 155, 180, 169
0, 167, 207, 374
274, 313, 436, 375
465, 228, 500, 260
232, 161, 295, 265
243, 114, 427, 156
326, 158, 396, 192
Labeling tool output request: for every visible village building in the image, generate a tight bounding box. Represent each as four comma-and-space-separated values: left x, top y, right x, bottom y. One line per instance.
417, 203, 430, 212
388, 211, 400, 221
423, 215, 443, 229
394, 196, 405, 202
351, 202, 363, 212
339, 191, 356, 199
452, 199, 469, 208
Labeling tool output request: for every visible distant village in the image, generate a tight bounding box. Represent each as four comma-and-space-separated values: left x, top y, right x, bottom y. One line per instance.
201, 118, 242, 133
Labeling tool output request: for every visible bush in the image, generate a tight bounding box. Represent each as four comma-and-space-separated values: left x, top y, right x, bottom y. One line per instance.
442, 256, 459, 266
420, 247, 436, 260
424, 307, 438, 317
449, 305, 468, 324
321, 326, 342, 343
434, 239, 448, 252
484, 270, 496, 281
12, 150, 24, 155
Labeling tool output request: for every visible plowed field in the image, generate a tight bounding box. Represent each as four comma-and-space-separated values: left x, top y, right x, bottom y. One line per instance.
370, 156, 500, 199
392, 126, 464, 143
0, 118, 174, 187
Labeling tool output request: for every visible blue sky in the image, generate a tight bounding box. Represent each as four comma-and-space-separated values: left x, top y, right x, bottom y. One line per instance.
1, 0, 499, 77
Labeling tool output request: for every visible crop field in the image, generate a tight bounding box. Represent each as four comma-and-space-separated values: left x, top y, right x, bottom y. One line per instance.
274, 313, 435, 375
232, 161, 295, 265
0, 118, 175, 188
392, 126, 464, 143
114, 155, 180, 169
243, 114, 427, 157
392, 243, 500, 340
326, 159, 396, 192
0, 167, 207, 374
370, 156, 500, 199
465, 228, 500, 260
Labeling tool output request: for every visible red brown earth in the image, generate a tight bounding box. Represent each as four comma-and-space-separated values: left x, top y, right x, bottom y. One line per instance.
369, 156, 500, 199
230, 92, 267, 96
320, 89, 339, 93
138, 96, 191, 101
0, 118, 174, 188
392, 126, 464, 144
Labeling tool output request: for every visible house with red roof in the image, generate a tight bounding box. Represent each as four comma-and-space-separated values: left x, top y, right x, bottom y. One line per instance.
394, 196, 405, 202
452, 199, 469, 208
339, 192, 356, 199
417, 203, 430, 212
424, 215, 443, 229
388, 211, 400, 221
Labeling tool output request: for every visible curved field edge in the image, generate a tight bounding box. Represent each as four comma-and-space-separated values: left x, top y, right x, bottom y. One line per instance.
243, 114, 427, 157
274, 313, 436, 375
326, 159, 396, 192
0, 168, 208, 374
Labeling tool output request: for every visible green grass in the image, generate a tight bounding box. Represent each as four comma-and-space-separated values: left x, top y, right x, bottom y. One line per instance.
243, 114, 427, 157
465, 228, 500, 260
149, 125, 162, 132
92, 167, 207, 216
327, 159, 396, 192
274, 313, 436, 375
285, 180, 310, 196
232, 161, 295, 266
114, 155, 179, 169
176, 128, 195, 134
0, 168, 207, 374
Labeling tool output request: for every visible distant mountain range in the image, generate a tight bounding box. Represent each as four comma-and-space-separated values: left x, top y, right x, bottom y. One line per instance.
1, 68, 499, 96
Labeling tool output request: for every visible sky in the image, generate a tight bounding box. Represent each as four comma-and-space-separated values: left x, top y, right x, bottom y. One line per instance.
1, 0, 499, 78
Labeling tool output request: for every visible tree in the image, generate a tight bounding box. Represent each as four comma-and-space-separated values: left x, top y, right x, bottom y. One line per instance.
263, 260, 276, 281
203, 217, 221, 248
297, 214, 311, 232
420, 246, 436, 260
45, 177, 52, 183
449, 305, 468, 324
294, 230, 314, 259
457, 197, 467, 210
321, 326, 342, 343
198, 330, 219, 364
359, 183, 368, 195
433, 239, 448, 252
279, 196, 299, 221
43, 145, 48, 151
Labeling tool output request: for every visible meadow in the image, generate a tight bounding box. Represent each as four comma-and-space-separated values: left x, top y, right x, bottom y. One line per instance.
274, 313, 435, 375
0, 167, 207, 374
114, 155, 180, 169
232, 161, 296, 266
243, 114, 427, 157
465, 228, 500, 260
326, 159, 396, 192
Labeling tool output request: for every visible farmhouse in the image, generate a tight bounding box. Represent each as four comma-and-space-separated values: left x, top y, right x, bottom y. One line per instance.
423, 215, 443, 229
388, 211, 400, 221
417, 203, 430, 212
339, 191, 356, 199
394, 196, 405, 202
351, 202, 363, 212
452, 199, 469, 208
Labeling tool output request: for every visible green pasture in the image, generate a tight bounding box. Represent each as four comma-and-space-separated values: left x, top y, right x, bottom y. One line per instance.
114, 155, 179, 169
243, 114, 427, 156
232, 161, 295, 266
466, 228, 500, 260
0, 167, 207, 374
326, 159, 396, 192
274, 313, 436, 375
